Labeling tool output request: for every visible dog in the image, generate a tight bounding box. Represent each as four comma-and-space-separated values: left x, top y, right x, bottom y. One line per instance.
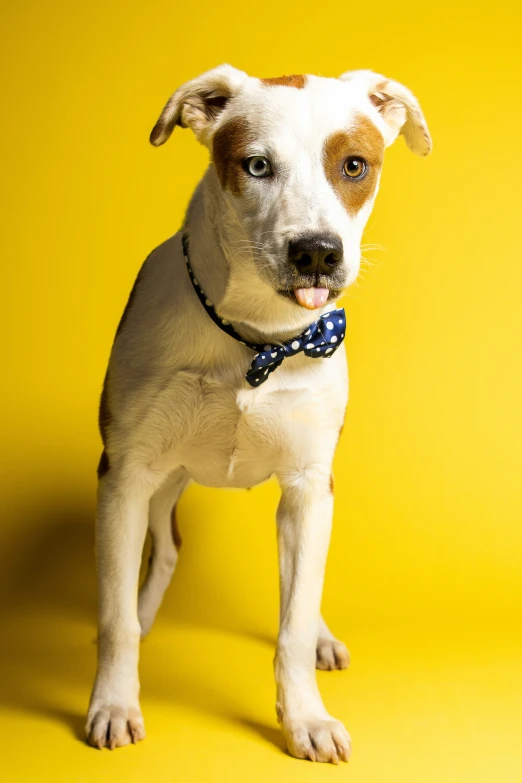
86, 65, 431, 762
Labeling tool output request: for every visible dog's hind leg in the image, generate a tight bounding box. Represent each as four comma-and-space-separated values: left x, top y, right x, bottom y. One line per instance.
316, 615, 350, 671
138, 467, 189, 637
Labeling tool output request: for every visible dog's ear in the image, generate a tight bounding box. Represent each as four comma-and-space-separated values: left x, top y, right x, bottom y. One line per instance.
150, 64, 249, 147
339, 70, 431, 156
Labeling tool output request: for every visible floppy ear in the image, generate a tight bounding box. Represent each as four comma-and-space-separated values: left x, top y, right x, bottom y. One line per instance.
339, 70, 432, 156
150, 64, 249, 147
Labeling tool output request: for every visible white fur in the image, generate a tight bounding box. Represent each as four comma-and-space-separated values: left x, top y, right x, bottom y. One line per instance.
86, 65, 430, 760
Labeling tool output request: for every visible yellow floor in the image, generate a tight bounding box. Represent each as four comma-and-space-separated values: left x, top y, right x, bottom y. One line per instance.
1, 484, 522, 781
2, 588, 521, 781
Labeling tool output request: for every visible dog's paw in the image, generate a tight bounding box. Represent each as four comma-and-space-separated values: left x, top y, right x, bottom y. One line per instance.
282, 717, 351, 763
86, 704, 145, 750
316, 637, 350, 670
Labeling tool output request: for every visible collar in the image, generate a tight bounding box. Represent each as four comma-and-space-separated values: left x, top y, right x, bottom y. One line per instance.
182, 233, 346, 387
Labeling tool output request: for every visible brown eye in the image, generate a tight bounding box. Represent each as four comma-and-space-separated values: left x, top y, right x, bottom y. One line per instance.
343, 157, 367, 179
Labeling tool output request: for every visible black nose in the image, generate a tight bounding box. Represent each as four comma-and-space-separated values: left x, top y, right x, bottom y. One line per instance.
288, 234, 343, 277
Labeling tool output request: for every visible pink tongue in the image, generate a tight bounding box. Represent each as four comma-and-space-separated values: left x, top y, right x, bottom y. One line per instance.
294, 287, 329, 310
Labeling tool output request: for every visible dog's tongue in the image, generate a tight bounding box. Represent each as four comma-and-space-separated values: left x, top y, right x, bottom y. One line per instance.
294, 287, 329, 310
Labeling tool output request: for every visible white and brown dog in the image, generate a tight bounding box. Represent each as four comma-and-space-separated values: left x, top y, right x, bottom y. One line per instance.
86, 65, 431, 762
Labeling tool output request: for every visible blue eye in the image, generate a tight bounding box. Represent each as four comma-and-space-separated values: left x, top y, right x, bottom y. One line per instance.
245, 156, 272, 178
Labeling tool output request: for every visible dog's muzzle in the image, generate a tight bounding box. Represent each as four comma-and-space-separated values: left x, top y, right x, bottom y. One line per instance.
286, 233, 344, 310
288, 233, 343, 276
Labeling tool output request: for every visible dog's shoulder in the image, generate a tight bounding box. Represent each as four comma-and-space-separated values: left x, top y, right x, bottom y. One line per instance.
109, 232, 192, 354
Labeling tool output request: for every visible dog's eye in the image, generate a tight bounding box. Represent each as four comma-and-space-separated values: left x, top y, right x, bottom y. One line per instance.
343, 157, 367, 180
245, 156, 272, 178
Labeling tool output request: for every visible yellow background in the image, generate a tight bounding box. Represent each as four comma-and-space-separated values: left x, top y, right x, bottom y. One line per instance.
2, 1, 522, 780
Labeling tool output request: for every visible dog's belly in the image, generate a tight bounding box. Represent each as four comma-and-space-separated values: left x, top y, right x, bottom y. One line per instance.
181, 447, 273, 489
178, 418, 276, 489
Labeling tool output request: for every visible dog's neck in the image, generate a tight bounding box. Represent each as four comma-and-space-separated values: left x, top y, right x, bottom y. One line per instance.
184, 167, 335, 345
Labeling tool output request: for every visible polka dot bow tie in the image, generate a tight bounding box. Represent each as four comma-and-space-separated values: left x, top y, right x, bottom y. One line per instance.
182, 233, 346, 387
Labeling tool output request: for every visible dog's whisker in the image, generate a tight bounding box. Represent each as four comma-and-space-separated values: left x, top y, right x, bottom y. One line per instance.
360, 243, 386, 251
359, 258, 381, 272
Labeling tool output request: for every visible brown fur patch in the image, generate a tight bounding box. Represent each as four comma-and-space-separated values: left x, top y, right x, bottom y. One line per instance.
323, 115, 385, 216
261, 74, 306, 89
212, 117, 251, 195
171, 505, 182, 550
97, 450, 110, 479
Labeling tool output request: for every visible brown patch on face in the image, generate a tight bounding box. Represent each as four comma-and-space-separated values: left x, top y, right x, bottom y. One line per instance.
97, 450, 109, 479
329, 475, 334, 494
212, 117, 251, 196
323, 115, 385, 216
261, 74, 306, 89
171, 505, 182, 550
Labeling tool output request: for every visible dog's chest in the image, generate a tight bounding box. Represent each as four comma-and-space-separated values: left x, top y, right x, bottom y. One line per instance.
159, 367, 341, 489
172, 380, 282, 488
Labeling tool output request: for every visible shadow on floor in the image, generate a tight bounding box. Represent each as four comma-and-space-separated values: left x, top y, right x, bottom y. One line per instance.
0, 489, 281, 750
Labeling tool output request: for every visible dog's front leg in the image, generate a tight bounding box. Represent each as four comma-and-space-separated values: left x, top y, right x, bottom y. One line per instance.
86, 466, 157, 749
275, 468, 351, 763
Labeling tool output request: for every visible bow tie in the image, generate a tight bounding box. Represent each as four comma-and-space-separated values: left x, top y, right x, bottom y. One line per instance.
182, 233, 346, 387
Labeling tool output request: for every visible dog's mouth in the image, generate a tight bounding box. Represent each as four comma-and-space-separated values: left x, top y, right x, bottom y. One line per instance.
273, 266, 346, 310
277, 285, 342, 311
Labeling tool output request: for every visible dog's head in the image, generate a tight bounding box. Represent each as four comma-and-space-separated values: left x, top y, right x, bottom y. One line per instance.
151, 65, 430, 314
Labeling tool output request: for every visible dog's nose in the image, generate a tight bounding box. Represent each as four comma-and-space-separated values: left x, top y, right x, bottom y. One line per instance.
288, 234, 343, 276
